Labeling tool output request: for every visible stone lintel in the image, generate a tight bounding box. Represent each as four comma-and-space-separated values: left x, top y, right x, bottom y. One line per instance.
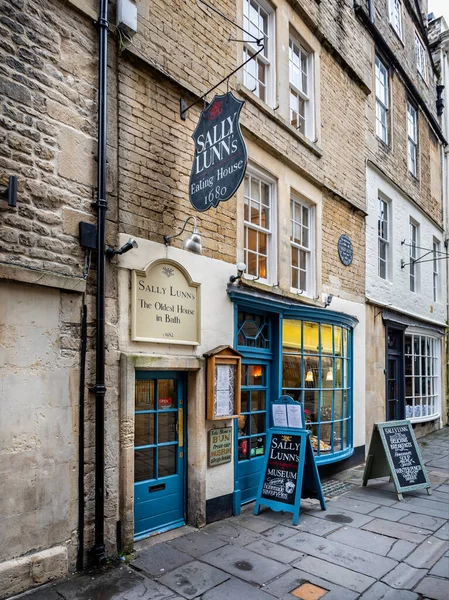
0, 263, 86, 293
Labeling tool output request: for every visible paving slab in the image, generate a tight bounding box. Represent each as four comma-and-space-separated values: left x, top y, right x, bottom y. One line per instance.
261, 524, 298, 543
14, 586, 62, 600
203, 520, 262, 547
396, 496, 449, 516
362, 518, 429, 543
200, 544, 290, 585
284, 531, 398, 578
234, 513, 275, 533
414, 576, 449, 600
158, 560, 229, 599
132, 543, 193, 577
358, 581, 419, 600
429, 554, 449, 577
325, 496, 380, 515
404, 537, 449, 569
294, 555, 375, 593
381, 562, 427, 590
414, 490, 449, 504
246, 538, 304, 564
387, 539, 418, 561
327, 525, 395, 555
201, 578, 276, 600
436, 484, 449, 494
262, 567, 359, 600
56, 566, 173, 600
434, 524, 449, 540
168, 531, 228, 558
288, 513, 343, 536
346, 489, 398, 506
368, 505, 409, 522
303, 505, 375, 528
398, 513, 447, 532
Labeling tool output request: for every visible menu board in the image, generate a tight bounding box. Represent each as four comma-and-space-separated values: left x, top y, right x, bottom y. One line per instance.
261, 433, 302, 505
363, 420, 431, 500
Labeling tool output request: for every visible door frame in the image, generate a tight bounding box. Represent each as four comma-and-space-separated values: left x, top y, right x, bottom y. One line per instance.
385, 325, 406, 421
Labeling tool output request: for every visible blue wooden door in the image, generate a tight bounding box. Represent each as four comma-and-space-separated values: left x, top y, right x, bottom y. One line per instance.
234, 362, 269, 509
134, 372, 185, 539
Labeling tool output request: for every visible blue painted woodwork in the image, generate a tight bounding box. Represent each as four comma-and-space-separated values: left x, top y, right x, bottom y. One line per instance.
134, 371, 186, 539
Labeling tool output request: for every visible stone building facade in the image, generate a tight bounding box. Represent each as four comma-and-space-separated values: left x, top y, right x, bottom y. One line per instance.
0, 0, 445, 597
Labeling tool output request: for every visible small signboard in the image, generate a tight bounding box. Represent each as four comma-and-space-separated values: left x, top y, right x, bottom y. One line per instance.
205, 346, 242, 420
271, 396, 305, 429
208, 427, 232, 467
363, 420, 431, 500
189, 92, 247, 212
254, 429, 326, 525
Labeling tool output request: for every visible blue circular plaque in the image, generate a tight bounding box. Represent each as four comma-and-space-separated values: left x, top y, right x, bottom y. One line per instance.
338, 234, 353, 266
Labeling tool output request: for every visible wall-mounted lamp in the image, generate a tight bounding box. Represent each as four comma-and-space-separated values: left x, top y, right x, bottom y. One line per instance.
164, 216, 202, 255
105, 238, 138, 258
1, 175, 17, 208
229, 262, 247, 283
324, 293, 333, 308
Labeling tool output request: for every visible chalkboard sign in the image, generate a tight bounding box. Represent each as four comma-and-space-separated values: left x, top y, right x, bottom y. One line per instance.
254, 428, 326, 525
363, 420, 431, 500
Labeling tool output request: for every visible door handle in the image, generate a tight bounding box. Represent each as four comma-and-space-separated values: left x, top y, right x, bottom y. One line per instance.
178, 407, 183, 447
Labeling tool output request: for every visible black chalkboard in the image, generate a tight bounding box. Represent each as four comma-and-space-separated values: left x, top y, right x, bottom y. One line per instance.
261, 433, 302, 506
363, 420, 431, 500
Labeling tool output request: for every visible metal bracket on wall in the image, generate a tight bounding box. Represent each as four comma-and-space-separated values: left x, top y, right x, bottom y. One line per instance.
0, 175, 17, 208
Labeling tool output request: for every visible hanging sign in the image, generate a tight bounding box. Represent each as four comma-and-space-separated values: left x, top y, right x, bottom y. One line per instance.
363, 420, 431, 500
189, 92, 247, 212
254, 429, 326, 525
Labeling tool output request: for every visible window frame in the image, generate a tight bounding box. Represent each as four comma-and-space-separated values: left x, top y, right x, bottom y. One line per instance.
405, 331, 441, 422
243, 166, 277, 285
290, 194, 315, 297
409, 219, 419, 292
243, 0, 275, 107
389, 0, 403, 40
375, 55, 389, 144
415, 33, 427, 81
378, 196, 390, 280
407, 102, 418, 177
289, 33, 314, 140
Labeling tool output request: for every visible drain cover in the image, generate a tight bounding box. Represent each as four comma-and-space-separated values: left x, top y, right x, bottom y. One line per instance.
321, 479, 355, 498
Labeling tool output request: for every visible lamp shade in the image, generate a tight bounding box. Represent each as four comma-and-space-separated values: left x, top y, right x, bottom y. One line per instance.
182, 232, 202, 255
305, 370, 314, 382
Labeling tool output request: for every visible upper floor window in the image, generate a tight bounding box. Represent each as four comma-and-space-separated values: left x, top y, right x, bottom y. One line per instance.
289, 36, 314, 139
375, 56, 389, 144
290, 196, 315, 296
378, 197, 389, 279
407, 102, 418, 177
389, 0, 403, 39
244, 169, 276, 283
243, 0, 274, 105
415, 33, 426, 81
433, 239, 440, 302
409, 220, 419, 292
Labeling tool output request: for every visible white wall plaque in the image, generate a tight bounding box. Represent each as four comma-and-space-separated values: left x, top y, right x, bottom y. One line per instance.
131, 259, 201, 345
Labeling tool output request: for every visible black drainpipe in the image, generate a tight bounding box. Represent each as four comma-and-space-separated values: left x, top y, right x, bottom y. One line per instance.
92, 0, 108, 567
77, 297, 87, 571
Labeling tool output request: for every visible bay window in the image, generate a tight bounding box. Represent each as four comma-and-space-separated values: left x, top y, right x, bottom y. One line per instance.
405, 333, 440, 421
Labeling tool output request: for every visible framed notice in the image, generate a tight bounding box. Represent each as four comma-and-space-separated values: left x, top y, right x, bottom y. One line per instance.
363, 420, 431, 500
205, 346, 242, 420
208, 427, 232, 466
271, 396, 305, 429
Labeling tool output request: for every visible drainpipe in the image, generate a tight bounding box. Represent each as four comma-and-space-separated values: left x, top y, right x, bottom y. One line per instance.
92, 0, 108, 567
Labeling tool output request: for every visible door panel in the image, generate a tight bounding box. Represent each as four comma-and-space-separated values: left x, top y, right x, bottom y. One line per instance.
387, 357, 400, 421
134, 373, 185, 539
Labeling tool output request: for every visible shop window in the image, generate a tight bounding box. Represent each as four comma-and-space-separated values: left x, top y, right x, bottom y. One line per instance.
405, 333, 440, 420
243, 0, 275, 106
290, 195, 315, 296
237, 311, 271, 349
289, 34, 314, 139
238, 364, 268, 461
282, 320, 351, 458
243, 170, 276, 283
375, 56, 389, 144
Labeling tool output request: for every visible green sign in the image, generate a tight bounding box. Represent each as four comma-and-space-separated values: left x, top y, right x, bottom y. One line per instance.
208, 427, 232, 467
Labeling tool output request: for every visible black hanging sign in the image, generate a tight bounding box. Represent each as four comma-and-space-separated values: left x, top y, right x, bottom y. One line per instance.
189, 92, 247, 212
363, 420, 431, 501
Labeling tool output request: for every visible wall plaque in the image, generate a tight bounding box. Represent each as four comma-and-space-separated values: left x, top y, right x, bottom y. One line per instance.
131, 259, 200, 345
189, 92, 247, 212
338, 234, 353, 266
208, 427, 232, 466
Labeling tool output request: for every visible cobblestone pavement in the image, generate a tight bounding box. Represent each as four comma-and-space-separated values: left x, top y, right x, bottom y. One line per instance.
15, 427, 449, 600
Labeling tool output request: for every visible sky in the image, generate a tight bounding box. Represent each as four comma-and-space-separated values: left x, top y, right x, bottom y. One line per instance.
428, 0, 449, 22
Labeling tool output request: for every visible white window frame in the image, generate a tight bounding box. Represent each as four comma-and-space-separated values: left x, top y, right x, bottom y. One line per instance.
409, 219, 419, 292
243, 166, 277, 285
407, 102, 418, 177
290, 195, 315, 297
415, 33, 427, 81
378, 196, 390, 280
243, 0, 275, 107
405, 330, 441, 422
389, 0, 403, 40
433, 239, 440, 302
289, 34, 314, 140
375, 56, 389, 144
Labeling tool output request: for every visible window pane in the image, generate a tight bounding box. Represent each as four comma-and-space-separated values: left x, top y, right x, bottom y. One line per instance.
135, 448, 155, 482
283, 354, 302, 388
135, 413, 155, 447
158, 380, 176, 409
135, 380, 155, 410
248, 364, 264, 386
158, 446, 177, 477
158, 412, 176, 444
251, 390, 266, 411
241, 390, 249, 413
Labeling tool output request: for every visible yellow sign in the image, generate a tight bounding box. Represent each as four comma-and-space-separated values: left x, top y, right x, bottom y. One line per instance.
131, 259, 200, 345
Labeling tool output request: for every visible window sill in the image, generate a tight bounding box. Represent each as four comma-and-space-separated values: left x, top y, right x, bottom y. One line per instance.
376, 136, 391, 152
409, 413, 440, 424
389, 23, 405, 46
237, 83, 323, 158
